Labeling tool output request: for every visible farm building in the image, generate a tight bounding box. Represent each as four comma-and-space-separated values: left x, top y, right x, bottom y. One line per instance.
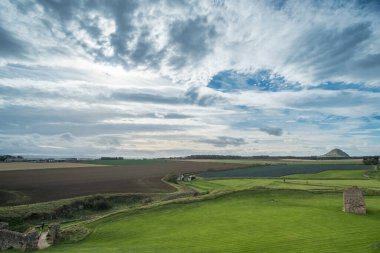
343, 186, 366, 214
177, 174, 196, 182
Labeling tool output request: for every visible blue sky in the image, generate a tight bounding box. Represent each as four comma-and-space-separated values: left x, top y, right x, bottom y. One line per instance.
0, 0, 379, 157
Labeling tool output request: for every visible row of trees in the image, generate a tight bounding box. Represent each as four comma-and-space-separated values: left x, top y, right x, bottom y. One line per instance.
363, 157, 379, 165
0, 155, 23, 162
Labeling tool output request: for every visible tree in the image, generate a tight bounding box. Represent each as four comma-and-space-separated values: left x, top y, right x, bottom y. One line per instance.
363, 157, 379, 165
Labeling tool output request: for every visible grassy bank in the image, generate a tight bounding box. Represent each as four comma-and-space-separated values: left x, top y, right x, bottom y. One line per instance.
29, 190, 380, 253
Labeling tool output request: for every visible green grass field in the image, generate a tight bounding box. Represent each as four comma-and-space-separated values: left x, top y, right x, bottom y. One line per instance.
185, 177, 380, 193
185, 169, 380, 193
284, 169, 367, 179
32, 190, 380, 253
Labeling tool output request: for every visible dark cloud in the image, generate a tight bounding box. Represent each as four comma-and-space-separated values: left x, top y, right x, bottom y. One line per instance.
259, 127, 283, 136
0, 26, 28, 58
199, 136, 247, 147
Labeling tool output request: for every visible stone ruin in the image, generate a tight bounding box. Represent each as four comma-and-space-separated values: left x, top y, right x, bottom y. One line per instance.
0, 222, 39, 251
343, 186, 366, 215
0, 222, 61, 251
47, 223, 60, 243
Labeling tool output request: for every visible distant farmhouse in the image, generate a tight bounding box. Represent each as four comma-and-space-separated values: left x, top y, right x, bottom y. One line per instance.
177, 174, 196, 182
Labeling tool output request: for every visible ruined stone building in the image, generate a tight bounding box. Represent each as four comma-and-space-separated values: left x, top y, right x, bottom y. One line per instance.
0, 222, 39, 251
343, 186, 366, 215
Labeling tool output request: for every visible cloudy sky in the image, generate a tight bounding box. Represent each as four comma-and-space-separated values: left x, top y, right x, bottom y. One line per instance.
0, 0, 379, 158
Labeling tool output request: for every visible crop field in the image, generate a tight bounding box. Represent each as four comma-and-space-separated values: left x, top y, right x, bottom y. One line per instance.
29, 190, 380, 253
0, 162, 106, 172
199, 164, 370, 178
185, 158, 363, 165
0, 160, 244, 204
79, 159, 168, 166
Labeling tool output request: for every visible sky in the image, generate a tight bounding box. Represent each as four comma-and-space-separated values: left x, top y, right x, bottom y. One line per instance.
0, 0, 379, 158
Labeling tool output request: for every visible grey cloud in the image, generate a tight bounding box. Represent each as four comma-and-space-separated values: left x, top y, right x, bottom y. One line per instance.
1, 120, 191, 136
60, 132, 75, 141
286, 22, 373, 82
36, 0, 140, 67
199, 136, 247, 147
350, 53, 380, 80
111, 87, 224, 106
96, 136, 121, 146
0, 105, 195, 136
0, 26, 28, 58
37, 0, 78, 21
128, 31, 166, 68
111, 91, 183, 105
169, 16, 217, 68
31, 1, 217, 71
259, 127, 283, 136
184, 87, 225, 106
355, 53, 380, 69
289, 91, 380, 109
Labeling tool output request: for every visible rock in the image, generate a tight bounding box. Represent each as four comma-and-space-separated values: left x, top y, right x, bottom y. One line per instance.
0, 222, 9, 230
343, 186, 366, 214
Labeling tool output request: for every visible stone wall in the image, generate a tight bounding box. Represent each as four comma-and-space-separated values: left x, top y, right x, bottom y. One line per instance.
0, 225, 39, 251
343, 186, 366, 214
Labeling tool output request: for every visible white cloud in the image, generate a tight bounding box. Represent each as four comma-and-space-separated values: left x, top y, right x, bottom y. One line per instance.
0, 0, 379, 157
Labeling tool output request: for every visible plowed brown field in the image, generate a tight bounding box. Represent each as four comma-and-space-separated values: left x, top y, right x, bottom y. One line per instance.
0, 160, 244, 204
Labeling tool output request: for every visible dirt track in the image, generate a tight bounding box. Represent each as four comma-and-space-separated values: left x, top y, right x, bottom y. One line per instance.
0, 160, 244, 204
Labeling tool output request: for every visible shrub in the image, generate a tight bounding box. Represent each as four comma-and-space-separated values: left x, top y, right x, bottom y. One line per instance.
166, 174, 178, 184
57, 225, 90, 244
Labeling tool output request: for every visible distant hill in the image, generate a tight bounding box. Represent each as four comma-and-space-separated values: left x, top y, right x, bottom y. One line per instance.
321, 149, 350, 158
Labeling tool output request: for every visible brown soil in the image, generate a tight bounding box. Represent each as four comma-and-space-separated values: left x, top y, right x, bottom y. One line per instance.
0, 160, 244, 204
0, 162, 106, 171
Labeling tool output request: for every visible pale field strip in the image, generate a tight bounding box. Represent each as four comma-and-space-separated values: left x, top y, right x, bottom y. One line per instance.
0, 162, 107, 171
280, 159, 361, 162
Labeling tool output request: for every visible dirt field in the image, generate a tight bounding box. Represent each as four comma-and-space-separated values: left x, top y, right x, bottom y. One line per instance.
0, 162, 106, 171
0, 160, 244, 204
